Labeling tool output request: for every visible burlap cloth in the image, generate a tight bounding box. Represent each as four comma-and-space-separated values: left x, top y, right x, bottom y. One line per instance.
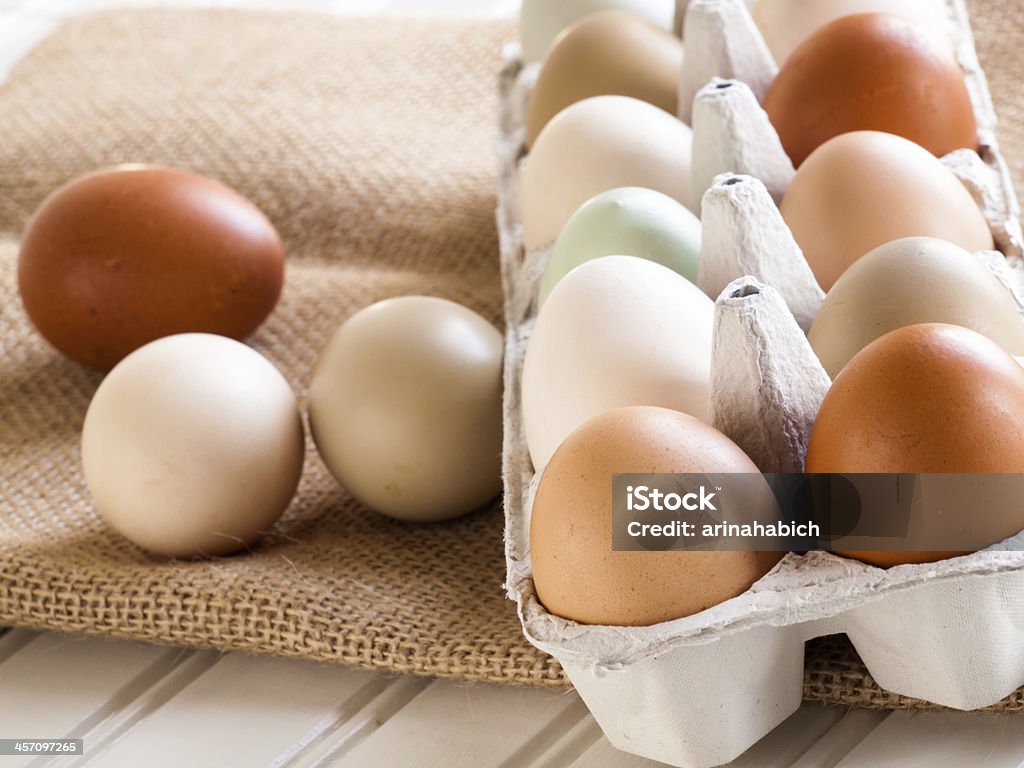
1, 3, 1023, 711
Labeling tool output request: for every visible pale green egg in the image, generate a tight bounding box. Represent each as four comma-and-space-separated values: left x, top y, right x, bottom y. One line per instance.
537, 187, 702, 309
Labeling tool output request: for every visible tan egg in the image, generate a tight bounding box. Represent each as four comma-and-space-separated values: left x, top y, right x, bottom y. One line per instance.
531, 406, 783, 626
521, 95, 694, 251
806, 323, 1024, 567
809, 237, 1024, 378
780, 131, 994, 291
519, 0, 675, 64
526, 11, 683, 148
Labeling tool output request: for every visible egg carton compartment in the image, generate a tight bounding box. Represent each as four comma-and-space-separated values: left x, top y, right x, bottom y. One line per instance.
497, 2, 1024, 767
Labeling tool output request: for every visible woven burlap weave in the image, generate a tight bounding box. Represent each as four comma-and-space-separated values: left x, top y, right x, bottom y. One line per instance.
1, 4, 1024, 710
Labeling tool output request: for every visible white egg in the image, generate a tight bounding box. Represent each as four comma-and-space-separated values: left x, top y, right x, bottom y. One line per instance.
521, 95, 694, 251
309, 296, 503, 523
753, 0, 951, 64
522, 255, 714, 470
81, 333, 304, 558
520, 0, 675, 64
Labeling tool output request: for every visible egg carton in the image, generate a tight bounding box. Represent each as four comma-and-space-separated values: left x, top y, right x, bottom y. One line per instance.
497, 1, 1024, 767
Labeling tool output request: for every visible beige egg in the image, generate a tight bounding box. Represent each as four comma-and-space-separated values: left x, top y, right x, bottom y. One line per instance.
309, 296, 503, 522
519, 0, 675, 64
81, 333, 304, 558
780, 131, 994, 291
526, 11, 683, 148
810, 237, 1024, 378
521, 95, 694, 251
531, 406, 783, 626
753, 0, 951, 65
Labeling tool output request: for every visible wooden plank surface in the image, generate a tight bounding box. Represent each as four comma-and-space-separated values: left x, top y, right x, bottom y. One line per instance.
0, 638, 1019, 768
834, 711, 1024, 768
0, 631, 177, 767
574, 705, 848, 768
332, 679, 589, 768
71, 654, 383, 768
789, 709, 889, 768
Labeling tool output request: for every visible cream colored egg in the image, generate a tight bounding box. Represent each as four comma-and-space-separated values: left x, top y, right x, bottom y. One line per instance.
521, 95, 694, 251
753, 0, 951, 64
780, 131, 994, 291
520, 0, 675, 64
81, 333, 304, 558
809, 237, 1024, 378
309, 296, 503, 522
522, 255, 713, 470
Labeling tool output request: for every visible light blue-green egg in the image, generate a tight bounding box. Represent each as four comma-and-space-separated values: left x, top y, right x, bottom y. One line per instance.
537, 187, 702, 309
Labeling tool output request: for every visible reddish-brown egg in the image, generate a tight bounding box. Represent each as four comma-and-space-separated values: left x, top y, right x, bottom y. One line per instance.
18, 165, 285, 370
763, 13, 978, 167
531, 406, 783, 626
806, 323, 1024, 567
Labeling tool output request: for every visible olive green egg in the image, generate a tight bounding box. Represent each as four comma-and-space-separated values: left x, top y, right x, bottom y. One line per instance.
537, 187, 702, 309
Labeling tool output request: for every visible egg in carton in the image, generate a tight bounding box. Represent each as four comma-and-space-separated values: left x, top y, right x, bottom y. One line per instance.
498, 1, 1024, 766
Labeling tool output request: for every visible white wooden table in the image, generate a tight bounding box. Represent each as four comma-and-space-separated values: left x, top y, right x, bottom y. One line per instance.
3, 1, 1024, 765
2, 626, 1024, 767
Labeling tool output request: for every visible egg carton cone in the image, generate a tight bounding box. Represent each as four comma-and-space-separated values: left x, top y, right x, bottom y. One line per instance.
678, 0, 1024, 260
497, 2, 1024, 767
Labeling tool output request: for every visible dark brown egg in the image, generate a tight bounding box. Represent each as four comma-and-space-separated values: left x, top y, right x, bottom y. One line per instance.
763, 13, 978, 167
18, 165, 285, 370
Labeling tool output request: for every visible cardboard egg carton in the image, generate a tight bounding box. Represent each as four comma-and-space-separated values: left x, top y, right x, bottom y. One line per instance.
497, 1, 1024, 766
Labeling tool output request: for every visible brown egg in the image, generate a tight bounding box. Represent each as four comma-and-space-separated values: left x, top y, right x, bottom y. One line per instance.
530, 406, 783, 626
780, 131, 994, 291
806, 323, 1024, 567
763, 13, 978, 167
18, 165, 285, 370
526, 11, 683, 148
